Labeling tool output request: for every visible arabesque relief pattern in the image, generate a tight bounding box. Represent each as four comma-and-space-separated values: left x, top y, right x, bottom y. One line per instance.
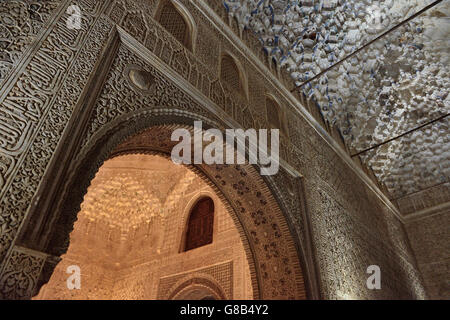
0, 246, 46, 299
0, 0, 111, 271
405, 210, 450, 299
0, 0, 431, 300
0, 0, 62, 86
107, 0, 258, 135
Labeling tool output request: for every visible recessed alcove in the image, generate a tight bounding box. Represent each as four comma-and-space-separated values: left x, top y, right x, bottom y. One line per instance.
34, 154, 253, 300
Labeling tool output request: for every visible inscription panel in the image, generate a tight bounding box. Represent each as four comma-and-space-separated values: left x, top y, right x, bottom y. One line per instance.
0, 0, 112, 267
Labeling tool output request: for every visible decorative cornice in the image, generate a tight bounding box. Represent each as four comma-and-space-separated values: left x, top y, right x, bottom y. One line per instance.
404, 201, 450, 223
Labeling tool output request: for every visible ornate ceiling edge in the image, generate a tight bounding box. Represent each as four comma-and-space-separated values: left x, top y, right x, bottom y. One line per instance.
403, 201, 450, 223
193, 0, 404, 223
395, 182, 450, 216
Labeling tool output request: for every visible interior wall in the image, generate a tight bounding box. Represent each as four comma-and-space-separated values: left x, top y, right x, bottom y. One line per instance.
290, 138, 427, 299
204, 0, 428, 300
404, 209, 450, 299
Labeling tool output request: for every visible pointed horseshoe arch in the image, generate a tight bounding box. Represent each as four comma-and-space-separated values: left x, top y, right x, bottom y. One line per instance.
18, 108, 316, 299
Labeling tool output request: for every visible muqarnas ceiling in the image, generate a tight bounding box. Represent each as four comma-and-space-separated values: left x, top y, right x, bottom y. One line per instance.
224, 0, 449, 202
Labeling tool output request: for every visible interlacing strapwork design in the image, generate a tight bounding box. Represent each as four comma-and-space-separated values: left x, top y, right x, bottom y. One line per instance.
158, 1, 189, 48
220, 55, 242, 95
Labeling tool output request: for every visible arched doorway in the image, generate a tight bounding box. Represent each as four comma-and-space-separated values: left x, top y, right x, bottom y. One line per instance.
35, 154, 253, 299
19, 110, 312, 299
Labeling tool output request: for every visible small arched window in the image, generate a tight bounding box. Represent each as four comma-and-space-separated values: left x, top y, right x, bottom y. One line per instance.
220, 54, 243, 95
184, 197, 214, 251
158, 1, 192, 50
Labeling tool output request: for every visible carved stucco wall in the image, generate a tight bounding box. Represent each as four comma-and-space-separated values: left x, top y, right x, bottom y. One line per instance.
0, 0, 62, 86
35, 154, 253, 299
0, 0, 430, 299
405, 210, 450, 300
0, 0, 114, 299
191, 0, 429, 300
